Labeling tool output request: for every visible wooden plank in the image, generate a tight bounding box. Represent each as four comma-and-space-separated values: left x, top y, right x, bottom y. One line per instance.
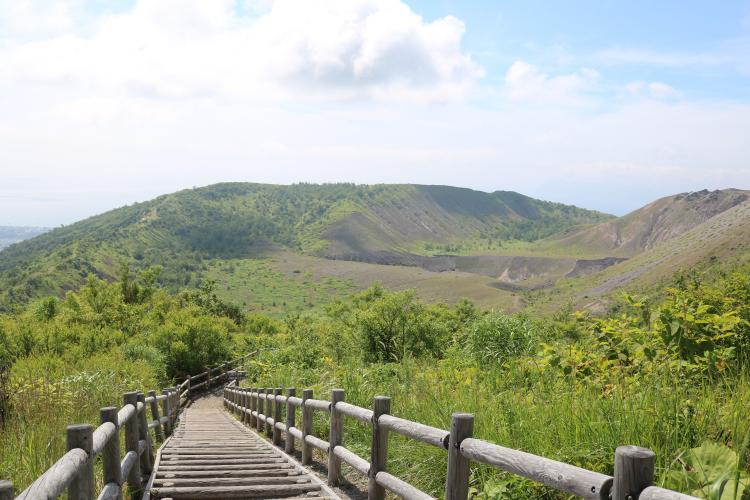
153, 477, 312, 487
159, 462, 286, 470
156, 470, 300, 479
151, 483, 320, 499
147, 402, 342, 500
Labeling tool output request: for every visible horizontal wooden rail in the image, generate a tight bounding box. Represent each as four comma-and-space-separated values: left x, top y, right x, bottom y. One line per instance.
379, 414, 449, 449
224, 385, 700, 500
460, 438, 611, 499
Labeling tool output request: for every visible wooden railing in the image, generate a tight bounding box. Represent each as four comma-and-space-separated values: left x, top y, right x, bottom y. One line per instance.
0, 352, 256, 500
223, 386, 698, 500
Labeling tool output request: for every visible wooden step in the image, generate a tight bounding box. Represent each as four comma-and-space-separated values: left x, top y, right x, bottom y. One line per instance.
151, 483, 321, 499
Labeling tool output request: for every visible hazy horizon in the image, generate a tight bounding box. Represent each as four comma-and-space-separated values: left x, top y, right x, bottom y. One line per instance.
2, 180, 748, 228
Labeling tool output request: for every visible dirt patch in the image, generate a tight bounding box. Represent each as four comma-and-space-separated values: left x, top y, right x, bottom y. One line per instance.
565, 257, 628, 278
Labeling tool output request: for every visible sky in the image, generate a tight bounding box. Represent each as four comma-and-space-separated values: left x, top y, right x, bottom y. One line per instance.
1, 0, 749, 226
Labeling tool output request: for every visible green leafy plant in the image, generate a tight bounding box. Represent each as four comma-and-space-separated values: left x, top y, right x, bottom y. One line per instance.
666, 442, 750, 499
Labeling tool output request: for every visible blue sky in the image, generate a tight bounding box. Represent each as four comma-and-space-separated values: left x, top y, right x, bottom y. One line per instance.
0, 0, 749, 226
409, 0, 750, 99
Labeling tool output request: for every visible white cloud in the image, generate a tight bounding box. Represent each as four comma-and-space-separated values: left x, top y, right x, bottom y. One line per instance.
0, 1, 748, 226
0, 0, 75, 38
503, 60, 600, 106
624, 81, 681, 100
595, 38, 750, 76
0, 0, 482, 102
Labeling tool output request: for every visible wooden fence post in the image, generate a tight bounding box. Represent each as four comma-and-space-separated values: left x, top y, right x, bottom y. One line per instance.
67, 424, 93, 500
161, 389, 172, 436
257, 388, 265, 432
612, 446, 655, 500
250, 387, 258, 427
172, 387, 179, 423
148, 390, 164, 442
273, 388, 282, 445
207, 368, 212, 393
242, 388, 249, 424
101, 407, 123, 500
285, 388, 296, 454
265, 387, 273, 437
123, 391, 142, 493
0, 480, 13, 500
445, 413, 474, 500
237, 388, 243, 421
328, 389, 345, 486
136, 392, 153, 475
368, 396, 391, 500
301, 389, 314, 465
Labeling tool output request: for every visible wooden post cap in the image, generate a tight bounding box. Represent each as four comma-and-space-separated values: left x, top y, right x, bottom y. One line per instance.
613, 445, 655, 500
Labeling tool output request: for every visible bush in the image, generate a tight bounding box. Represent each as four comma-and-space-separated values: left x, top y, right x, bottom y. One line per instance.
467, 313, 536, 365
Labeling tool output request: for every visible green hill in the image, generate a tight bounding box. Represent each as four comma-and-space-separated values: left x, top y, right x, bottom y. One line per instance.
0, 183, 610, 310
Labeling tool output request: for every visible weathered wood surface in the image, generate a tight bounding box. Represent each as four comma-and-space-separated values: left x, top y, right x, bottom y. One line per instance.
459, 438, 612, 500
378, 414, 449, 450
148, 408, 340, 500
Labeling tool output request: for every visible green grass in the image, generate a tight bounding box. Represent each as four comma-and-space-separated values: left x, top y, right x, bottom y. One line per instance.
243, 357, 750, 499
0, 351, 161, 491
207, 258, 356, 316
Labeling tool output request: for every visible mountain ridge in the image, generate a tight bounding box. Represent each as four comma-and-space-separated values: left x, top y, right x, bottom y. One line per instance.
0, 182, 609, 309
541, 188, 749, 257
1, 183, 747, 314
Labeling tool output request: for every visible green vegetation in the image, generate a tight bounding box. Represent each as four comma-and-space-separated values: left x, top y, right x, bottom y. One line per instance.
206, 258, 355, 316
0, 183, 610, 311
236, 265, 750, 499
3, 262, 750, 497
0, 267, 250, 488
4, 184, 750, 498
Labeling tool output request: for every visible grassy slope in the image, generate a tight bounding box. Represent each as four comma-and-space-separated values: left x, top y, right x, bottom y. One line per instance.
0, 183, 607, 311
267, 250, 523, 310
535, 188, 749, 258
527, 197, 750, 314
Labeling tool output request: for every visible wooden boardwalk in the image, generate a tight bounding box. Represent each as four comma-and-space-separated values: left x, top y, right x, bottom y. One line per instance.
148, 408, 340, 500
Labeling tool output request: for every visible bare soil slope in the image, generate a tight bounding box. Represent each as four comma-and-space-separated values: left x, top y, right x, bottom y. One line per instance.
544, 189, 749, 257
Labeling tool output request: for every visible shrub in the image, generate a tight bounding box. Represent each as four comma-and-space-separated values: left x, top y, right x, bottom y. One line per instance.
467, 313, 536, 365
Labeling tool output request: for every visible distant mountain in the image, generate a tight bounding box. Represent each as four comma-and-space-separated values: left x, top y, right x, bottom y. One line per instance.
545, 189, 749, 257
579, 193, 750, 299
0, 183, 610, 308
0, 226, 49, 250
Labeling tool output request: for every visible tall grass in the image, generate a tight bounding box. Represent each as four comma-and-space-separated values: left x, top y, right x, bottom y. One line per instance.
252, 357, 750, 498
0, 350, 159, 491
